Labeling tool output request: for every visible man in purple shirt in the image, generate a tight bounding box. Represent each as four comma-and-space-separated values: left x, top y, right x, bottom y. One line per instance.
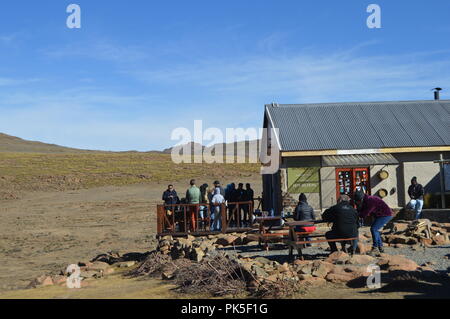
354, 191, 393, 255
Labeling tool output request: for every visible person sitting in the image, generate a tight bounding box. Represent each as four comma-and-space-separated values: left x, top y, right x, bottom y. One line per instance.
322, 195, 359, 255
354, 191, 393, 255
294, 193, 316, 246
407, 177, 424, 219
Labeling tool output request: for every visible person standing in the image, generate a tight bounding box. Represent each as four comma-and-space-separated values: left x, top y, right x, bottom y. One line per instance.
162, 184, 179, 216
236, 183, 246, 226
354, 191, 393, 255
199, 184, 209, 230
226, 183, 237, 226
407, 177, 425, 219
213, 180, 226, 197
186, 179, 201, 231
322, 195, 359, 254
210, 188, 225, 231
245, 183, 255, 219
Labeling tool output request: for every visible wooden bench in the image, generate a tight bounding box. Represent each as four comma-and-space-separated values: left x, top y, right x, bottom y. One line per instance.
255, 217, 320, 251
285, 221, 358, 260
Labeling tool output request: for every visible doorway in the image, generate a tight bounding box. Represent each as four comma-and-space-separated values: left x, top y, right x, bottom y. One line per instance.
335, 167, 371, 201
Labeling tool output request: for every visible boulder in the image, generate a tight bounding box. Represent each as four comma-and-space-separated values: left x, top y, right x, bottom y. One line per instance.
300, 277, 327, 287
52, 275, 67, 286
87, 261, 110, 272
29, 275, 54, 288
377, 254, 419, 272
252, 265, 269, 279
161, 271, 175, 280
191, 247, 205, 263
311, 261, 335, 278
253, 257, 272, 265
343, 265, 371, 277
356, 242, 370, 254
392, 223, 409, 233
419, 237, 433, 247
346, 254, 376, 265
432, 234, 448, 246
325, 251, 350, 264
297, 263, 313, 275
243, 234, 260, 244
216, 235, 238, 246
325, 272, 355, 283
276, 263, 290, 273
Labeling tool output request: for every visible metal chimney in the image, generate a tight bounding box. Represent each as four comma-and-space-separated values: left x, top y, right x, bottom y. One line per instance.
433, 87, 442, 100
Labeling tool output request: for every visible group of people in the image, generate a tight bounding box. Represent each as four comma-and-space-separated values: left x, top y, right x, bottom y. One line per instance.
162, 180, 255, 232
294, 176, 426, 256
294, 191, 394, 256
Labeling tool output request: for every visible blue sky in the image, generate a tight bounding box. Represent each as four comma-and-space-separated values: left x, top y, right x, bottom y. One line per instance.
0, 0, 449, 151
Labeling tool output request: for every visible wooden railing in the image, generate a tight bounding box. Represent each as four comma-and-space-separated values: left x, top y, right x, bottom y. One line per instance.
156, 201, 254, 236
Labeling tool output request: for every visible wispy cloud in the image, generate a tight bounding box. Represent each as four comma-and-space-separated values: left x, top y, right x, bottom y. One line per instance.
4, 41, 450, 151
42, 40, 148, 63
129, 46, 450, 103
0, 77, 40, 87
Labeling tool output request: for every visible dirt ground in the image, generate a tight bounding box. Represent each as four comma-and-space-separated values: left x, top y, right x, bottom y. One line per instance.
0, 177, 262, 292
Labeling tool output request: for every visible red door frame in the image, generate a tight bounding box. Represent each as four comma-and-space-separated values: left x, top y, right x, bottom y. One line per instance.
335, 167, 371, 202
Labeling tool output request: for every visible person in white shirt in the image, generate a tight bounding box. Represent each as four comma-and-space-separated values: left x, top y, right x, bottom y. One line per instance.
211, 188, 225, 231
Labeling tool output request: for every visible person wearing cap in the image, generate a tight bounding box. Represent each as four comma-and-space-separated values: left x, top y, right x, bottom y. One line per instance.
407, 177, 424, 219
213, 180, 226, 197
210, 187, 225, 231
322, 195, 359, 254
354, 191, 393, 255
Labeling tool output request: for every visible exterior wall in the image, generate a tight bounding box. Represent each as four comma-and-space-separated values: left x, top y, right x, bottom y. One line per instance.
369, 165, 399, 208
395, 151, 450, 208
283, 157, 321, 210
274, 151, 450, 213
320, 167, 336, 209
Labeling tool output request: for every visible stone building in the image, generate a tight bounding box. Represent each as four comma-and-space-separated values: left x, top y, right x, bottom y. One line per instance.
261, 99, 450, 213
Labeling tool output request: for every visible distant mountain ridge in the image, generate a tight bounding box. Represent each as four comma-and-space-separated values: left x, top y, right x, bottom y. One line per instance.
0, 133, 261, 155
0, 133, 90, 153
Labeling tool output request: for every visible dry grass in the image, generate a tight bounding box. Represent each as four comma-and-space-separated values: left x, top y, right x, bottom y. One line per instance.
0, 152, 259, 195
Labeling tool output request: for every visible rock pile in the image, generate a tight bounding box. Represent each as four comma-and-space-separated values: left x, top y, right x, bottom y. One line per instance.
384, 219, 450, 247
157, 233, 259, 262
27, 251, 147, 289
153, 235, 440, 294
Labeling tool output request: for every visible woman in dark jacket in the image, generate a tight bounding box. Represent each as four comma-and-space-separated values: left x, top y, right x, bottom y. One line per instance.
294, 194, 316, 244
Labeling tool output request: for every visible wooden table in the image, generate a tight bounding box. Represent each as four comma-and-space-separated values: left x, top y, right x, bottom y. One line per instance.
254, 216, 286, 251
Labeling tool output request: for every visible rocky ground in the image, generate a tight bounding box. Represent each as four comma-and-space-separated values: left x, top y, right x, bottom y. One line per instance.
20, 224, 450, 299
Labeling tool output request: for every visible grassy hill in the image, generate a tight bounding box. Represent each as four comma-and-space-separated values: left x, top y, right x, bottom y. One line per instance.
0, 133, 90, 153
0, 133, 260, 198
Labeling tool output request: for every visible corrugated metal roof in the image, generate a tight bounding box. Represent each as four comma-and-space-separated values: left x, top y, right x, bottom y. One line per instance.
322, 153, 399, 167
265, 100, 450, 151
